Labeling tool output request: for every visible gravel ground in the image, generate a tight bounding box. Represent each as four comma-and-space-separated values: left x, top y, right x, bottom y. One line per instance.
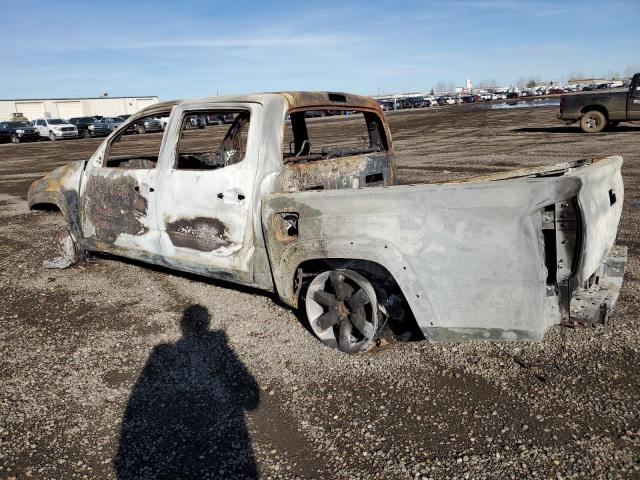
1, 105, 639, 479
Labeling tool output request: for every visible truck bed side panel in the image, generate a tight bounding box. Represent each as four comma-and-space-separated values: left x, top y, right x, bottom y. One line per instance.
262, 157, 623, 342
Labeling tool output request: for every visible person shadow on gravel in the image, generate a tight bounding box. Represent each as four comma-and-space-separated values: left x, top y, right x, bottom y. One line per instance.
113, 304, 260, 480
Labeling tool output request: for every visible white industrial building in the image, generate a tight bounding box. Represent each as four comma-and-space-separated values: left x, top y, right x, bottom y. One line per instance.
0, 95, 159, 121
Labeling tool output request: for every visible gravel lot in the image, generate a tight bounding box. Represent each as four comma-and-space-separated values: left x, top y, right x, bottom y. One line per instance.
1, 104, 639, 479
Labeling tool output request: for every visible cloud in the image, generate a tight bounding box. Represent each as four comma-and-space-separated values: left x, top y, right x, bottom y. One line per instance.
133, 32, 357, 50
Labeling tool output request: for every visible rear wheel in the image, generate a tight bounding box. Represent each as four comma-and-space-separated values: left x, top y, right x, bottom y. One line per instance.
48, 131, 56, 141
580, 110, 607, 133
83, 129, 92, 138
10, 134, 20, 144
306, 269, 380, 354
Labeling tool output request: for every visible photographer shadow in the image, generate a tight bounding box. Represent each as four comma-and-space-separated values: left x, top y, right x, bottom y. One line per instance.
113, 305, 260, 480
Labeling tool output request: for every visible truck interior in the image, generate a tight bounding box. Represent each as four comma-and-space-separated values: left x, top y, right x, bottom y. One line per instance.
103, 109, 250, 170
278, 108, 392, 192
282, 109, 389, 163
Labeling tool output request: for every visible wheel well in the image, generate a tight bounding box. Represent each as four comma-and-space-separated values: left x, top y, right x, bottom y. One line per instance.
30, 202, 62, 213
295, 258, 422, 341
580, 105, 608, 119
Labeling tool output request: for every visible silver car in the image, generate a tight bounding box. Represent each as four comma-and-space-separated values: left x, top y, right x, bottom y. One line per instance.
133, 117, 163, 134
103, 117, 125, 132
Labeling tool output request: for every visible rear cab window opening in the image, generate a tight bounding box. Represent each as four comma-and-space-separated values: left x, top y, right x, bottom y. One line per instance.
279, 107, 392, 192
283, 109, 389, 163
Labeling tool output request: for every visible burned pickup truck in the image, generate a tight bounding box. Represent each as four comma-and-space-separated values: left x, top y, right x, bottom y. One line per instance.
29, 92, 626, 353
559, 73, 640, 133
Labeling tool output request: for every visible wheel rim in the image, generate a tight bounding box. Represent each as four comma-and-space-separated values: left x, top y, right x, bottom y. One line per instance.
585, 115, 600, 130
11, 135, 18, 143
306, 270, 378, 354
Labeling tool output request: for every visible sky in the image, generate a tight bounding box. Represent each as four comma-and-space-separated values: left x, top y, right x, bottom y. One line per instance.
1, 0, 638, 100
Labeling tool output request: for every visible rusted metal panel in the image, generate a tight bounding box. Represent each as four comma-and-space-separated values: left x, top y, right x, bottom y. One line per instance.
279, 91, 382, 113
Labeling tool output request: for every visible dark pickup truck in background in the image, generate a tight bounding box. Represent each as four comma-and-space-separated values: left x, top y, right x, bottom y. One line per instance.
559, 73, 640, 133
0, 121, 40, 144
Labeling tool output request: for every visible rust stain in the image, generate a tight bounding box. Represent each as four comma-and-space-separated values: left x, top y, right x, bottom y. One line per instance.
166, 217, 232, 251
83, 175, 148, 243
280, 92, 383, 113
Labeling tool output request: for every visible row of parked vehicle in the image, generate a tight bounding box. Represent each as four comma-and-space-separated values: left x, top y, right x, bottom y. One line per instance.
378, 92, 522, 110
0, 114, 130, 144
0, 111, 234, 144
378, 81, 631, 112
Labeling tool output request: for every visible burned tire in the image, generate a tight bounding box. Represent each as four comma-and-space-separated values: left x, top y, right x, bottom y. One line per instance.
580, 110, 607, 133
306, 269, 379, 354
10, 134, 20, 144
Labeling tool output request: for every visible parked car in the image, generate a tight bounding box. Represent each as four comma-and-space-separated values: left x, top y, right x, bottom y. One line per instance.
206, 113, 224, 124
377, 100, 394, 111
102, 117, 126, 132
0, 121, 40, 143
118, 114, 132, 120
156, 116, 171, 129
185, 114, 206, 129
558, 72, 640, 133
27, 91, 627, 354
68, 117, 112, 138
132, 117, 163, 134
30, 118, 78, 141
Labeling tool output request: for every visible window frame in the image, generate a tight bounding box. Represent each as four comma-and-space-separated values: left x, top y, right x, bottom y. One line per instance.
100, 110, 172, 169
282, 107, 389, 163
171, 107, 252, 171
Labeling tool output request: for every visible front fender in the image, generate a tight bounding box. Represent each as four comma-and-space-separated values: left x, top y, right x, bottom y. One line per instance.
28, 160, 86, 237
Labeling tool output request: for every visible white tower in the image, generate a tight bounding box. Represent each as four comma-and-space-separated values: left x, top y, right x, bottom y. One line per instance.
466, 78, 472, 91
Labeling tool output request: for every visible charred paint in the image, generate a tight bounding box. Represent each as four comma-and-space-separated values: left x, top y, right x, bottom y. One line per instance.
83, 175, 148, 243
166, 217, 232, 251
279, 153, 390, 192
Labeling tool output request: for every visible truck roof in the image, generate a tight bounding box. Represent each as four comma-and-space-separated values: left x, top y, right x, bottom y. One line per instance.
136, 91, 382, 117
